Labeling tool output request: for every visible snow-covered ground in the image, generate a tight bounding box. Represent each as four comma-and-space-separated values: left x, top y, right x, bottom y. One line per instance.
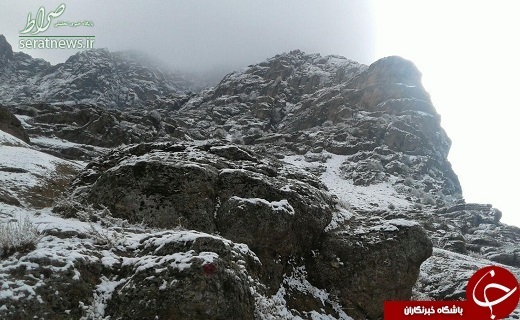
254, 265, 354, 320
284, 152, 411, 212
284, 152, 413, 232
0, 131, 83, 208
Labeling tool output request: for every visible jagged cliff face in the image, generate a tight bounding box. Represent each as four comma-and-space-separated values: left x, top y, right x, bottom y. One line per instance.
0, 35, 201, 108
0, 38, 519, 320
175, 52, 461, 204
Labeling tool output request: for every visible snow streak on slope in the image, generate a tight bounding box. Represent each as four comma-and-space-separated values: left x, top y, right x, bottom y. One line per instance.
0, 130, 29, 147
0, 131, 83, 207
319, 153, 410, 210
284, 152, 411, 230
284, 153, 410, 211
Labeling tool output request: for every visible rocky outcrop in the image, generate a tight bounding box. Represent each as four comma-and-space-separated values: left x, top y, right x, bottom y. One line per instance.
372, 200, 520, 269
0, 35, 201, 108
0, 225, 261, 320
434, 203, 518, 266
7, 52, 461, 205
144, 53, 461, 206
58, 143, 334, 289
46, 142, 431, 319
5, 103, 187, 160
0, 105, 30, 143
0, 35, 14, 68
104, 231, 260, 320
309, 218, 432, 319
25, 104, 165, 147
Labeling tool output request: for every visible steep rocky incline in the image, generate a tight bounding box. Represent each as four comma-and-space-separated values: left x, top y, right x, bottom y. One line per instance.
0, 109, 81, 209
1, 46, 519, 319
0, 34, 201, 108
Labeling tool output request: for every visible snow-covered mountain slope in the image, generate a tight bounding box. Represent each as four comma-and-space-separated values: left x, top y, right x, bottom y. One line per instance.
0, 35, 203, 108
0, 130, 82, 209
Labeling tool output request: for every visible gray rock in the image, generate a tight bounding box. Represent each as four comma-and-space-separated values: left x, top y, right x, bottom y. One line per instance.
105, 232, 260, 320
0, 36, 203, 108
308, 218, 432, 319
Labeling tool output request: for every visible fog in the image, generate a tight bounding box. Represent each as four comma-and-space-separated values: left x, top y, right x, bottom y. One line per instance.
1, 0, 377, 79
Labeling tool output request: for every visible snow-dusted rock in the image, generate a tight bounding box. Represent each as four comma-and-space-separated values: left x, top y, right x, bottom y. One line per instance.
308, 217, 432, 319
0, 214, 262, 320
104, 230, 260, 320
0, 34, 201, 108
0, 105, 30, 143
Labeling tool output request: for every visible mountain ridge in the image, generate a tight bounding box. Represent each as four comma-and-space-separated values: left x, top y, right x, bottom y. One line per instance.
0, 34, 204, 108
0, 36, 519, 319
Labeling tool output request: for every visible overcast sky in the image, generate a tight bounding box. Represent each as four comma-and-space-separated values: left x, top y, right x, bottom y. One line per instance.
1, 0, 376, 75
1, 1, 518, 227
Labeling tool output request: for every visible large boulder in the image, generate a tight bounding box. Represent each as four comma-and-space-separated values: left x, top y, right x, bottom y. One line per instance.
105, 231, 261, 320
58, 142, 335, 290
308, 218, 433, 319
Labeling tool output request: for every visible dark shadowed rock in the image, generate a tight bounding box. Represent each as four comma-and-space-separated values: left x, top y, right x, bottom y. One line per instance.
0, 35, 14, 67
308, 218, 432, 319
0, 187, 21, 206
0, 105, 30, 143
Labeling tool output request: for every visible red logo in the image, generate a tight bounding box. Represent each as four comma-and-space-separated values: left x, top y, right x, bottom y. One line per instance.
384, 265, 519, 319
466, 266, 519, 319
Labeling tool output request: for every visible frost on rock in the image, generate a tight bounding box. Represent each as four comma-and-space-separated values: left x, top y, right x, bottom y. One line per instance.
0, 47, 202, 108
254, 265, 354, 320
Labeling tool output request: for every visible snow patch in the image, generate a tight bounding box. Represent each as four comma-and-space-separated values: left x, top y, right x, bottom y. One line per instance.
231, 196, 295, 215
